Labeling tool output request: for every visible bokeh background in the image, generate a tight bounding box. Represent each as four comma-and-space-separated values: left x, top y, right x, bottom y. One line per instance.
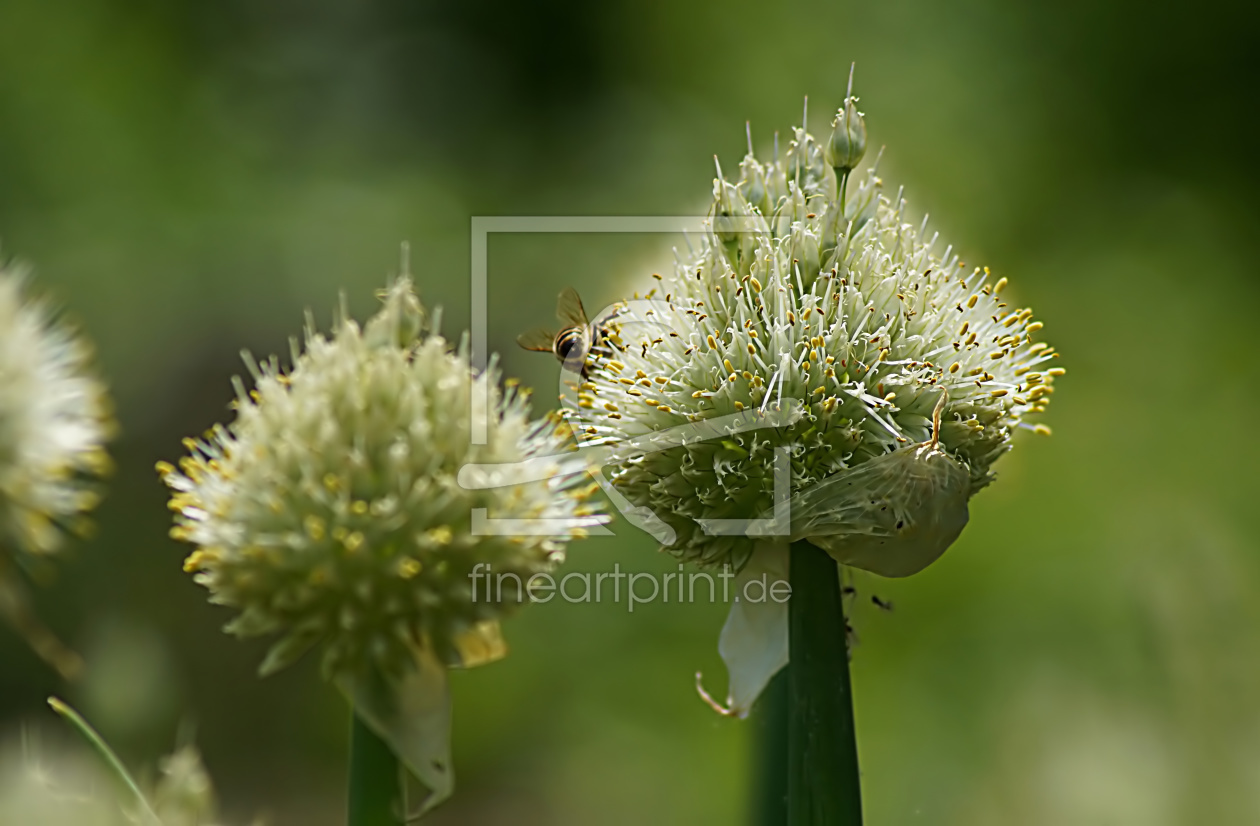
2, 0, 1258, 823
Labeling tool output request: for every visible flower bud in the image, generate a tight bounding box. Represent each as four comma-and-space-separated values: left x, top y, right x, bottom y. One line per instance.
825, 96, 867, 174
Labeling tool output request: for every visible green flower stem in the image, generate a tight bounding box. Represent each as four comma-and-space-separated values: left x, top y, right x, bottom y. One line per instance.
348, 711, 400, 826
47, 697, 161, 825
752, 668, 789, 826
788, 540, 862, 825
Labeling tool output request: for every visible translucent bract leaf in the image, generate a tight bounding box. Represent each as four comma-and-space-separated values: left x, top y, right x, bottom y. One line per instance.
698, 542, 789, 718
791, 442, 971, 578
336, 646, 453, 815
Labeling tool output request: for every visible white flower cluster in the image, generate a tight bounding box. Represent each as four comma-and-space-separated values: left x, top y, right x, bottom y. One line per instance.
160, 277, 604, 807
161, 278, 602, 681
568, 103, 1060, 578
565, 96, 1062, 716
0, 262, 112, 559
0, 260, 113, 678
0, 738, 227, 826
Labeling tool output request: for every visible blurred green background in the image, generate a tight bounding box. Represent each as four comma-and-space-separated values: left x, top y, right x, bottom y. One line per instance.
2, 0, 1258, 823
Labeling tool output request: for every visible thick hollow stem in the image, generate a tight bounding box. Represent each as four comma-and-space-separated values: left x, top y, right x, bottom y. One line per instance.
752, 668, 789, 826
348, 712, 400, 826
787, 540, 862, 825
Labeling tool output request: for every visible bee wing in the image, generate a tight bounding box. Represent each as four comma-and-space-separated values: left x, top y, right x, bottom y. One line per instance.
555, 287, 589, 329
516, 328, 556, 352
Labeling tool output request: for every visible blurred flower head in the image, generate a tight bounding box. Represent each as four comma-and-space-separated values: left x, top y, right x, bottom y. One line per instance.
0, 261, 113, 558
0, 258, 114, 678
0, 740, 122, 826
160, 275, 604, 806
0, 735, 225, 826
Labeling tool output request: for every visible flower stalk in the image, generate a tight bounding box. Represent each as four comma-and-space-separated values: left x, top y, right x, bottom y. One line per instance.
787, 541, 861, 825
752, 669, 789, 825
348, 712, 400, 826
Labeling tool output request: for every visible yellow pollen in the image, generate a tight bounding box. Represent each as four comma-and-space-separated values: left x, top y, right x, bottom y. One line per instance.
304, 515, 326, 540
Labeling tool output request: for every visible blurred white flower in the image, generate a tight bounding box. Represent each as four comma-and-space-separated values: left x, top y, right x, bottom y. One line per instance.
0, 735, 228, 826
0, 259, 113, 678
0, 741, 122, 826
160, 276, 604, 807
567, 95, 1061, 714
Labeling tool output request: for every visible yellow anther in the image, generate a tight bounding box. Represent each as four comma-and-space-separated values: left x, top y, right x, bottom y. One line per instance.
304, 514, 326, 540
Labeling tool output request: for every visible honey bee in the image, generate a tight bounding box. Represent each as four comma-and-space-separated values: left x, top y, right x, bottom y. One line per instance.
517, 287, 618, 376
